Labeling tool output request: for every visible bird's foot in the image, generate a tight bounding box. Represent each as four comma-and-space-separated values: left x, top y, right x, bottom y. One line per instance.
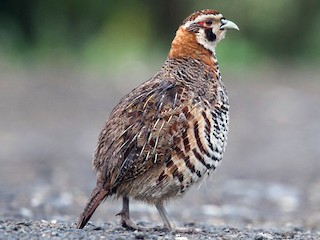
116, 210, 147, 231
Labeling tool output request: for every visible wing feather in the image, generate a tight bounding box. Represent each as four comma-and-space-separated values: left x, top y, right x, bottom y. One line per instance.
93, 79, 189, 187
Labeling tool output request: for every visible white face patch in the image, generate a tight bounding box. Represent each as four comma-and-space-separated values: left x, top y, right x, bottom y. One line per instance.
196, 28, 217, 53
195, 28, 226, 53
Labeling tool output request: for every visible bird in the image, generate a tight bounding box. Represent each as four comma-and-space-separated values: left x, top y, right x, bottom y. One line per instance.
76, 9, 239, 232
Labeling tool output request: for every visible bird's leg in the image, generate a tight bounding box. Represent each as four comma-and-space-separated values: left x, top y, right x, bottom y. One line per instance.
116, 196, 143, 231
156, 202, 201, 233
155, 203, 172, 231
117, 197, 172, 232
117, 198, 200, 232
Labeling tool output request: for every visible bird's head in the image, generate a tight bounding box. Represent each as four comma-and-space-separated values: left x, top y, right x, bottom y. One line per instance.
168, 9, 239, 61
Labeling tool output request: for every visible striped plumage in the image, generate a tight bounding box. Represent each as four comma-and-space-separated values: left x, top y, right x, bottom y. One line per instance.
77, 9, 239, 231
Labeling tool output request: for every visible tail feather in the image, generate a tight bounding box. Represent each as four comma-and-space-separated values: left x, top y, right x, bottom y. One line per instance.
76, 186, 109, 229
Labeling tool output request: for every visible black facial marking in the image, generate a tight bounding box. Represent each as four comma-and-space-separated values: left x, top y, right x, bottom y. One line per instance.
205, 28, 216, 42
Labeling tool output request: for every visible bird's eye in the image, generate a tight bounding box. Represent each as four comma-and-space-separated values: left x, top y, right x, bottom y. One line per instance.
205, 20, 213, 26
198, 19, 214, 27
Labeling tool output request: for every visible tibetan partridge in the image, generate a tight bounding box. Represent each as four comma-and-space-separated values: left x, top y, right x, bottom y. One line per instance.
77, 9, 239, 231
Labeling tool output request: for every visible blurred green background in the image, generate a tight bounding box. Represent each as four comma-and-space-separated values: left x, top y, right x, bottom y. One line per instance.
1, 0, 319, 70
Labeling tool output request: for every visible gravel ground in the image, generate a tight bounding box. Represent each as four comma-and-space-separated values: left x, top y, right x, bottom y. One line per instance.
0, 64, 320, 239
1, 220, 320, 239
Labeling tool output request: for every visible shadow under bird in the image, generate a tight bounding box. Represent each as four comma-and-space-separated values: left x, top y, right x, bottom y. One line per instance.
76, 9, 239, 232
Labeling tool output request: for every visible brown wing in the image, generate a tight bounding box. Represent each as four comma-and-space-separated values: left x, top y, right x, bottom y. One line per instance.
93, 78, 191, 188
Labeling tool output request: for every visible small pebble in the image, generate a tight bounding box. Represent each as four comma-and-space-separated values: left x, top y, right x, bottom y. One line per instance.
254, 232, 273, 240
51, 231, 59, 236
175, 236, 189, 240
51, 219, 58, 224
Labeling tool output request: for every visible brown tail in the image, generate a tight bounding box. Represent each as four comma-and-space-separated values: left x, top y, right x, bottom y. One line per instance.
76, 186, 109, 229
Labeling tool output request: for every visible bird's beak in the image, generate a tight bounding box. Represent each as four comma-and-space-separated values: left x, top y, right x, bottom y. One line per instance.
220, 19, 239, 31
